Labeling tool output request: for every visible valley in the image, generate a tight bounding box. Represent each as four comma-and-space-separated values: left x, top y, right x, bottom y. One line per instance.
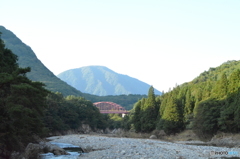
42, 134, 240, 159
1, 26, 240, 159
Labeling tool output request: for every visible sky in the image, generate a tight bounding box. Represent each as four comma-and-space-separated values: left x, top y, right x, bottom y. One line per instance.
1, 0, 240, 92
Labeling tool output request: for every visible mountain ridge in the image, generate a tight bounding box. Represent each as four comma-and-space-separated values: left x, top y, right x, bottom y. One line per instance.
0, 26, 152, 110
57, 65, 162, 96
0, 25, 83, 96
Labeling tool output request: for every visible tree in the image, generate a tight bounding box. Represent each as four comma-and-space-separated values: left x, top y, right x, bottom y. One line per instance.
132, 100, 142, 132
160, 91, 184, 134
193, 98, 221, 139
0, 34, 49, 157
140, 86, 158, 132
228, 70, 240, 94
211, 73, 228, 99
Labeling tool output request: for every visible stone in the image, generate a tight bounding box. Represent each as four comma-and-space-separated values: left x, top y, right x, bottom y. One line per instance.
158, 130, 166, 136
210, 136, 240, 147
24, 142, 69, 158
149, 135, 157, 139
51, 146, 69, 155
111, 129, 117, 134
24, 143, 43, 159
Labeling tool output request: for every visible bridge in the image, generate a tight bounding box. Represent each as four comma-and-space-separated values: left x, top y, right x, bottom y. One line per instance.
93, 101, 129, 114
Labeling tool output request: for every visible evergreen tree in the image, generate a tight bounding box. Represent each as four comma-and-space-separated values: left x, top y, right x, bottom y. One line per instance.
0, 34, 49, 157
218, 70, 240, 132
160, 92, 184, 134
184, 89, 194, 116
132, 100, 142, 132
234, 92, 240, 132
228, 69, 240, 94
193, 98, 221, 139
211, 73, 228, 99
140, 86, 158, 132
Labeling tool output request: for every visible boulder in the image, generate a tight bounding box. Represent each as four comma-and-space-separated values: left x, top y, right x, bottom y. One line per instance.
24, 143, 44, 159
43, 142, 69, 155
158, 130, 166, 137
111, 129, 117, 134
104, 128, 111, 134
24, 142, 69, 158
210, 136, 240, 147
78, 124, 92, 134
149, 135, 157, 139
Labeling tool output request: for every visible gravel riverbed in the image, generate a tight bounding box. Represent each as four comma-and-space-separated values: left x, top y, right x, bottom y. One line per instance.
47, 134, 240, 159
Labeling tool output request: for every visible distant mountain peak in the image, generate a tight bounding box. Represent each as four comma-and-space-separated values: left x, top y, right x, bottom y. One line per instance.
58, 66, 161, 96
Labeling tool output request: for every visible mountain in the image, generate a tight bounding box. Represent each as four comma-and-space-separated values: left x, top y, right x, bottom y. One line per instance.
155, 60, 240, 135
0, 26, 83, 96
128, 60, 240, 136
57, 66, 162, 96
0, 26, 149, 110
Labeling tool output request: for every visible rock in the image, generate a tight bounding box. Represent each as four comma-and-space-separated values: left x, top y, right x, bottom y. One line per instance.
24, 142, 69, 158
111, 129, 117, 134
158, 130, 166, 136
83, 145, 93, 153
110, 128, 123, 134
149, 135, 157, 139
77, 124, 92, 134
210, 136, 240, 147
51, 146, 69, 156
104, 128, 111, 134
121, 150, 126, 155
24, 143, 44, 159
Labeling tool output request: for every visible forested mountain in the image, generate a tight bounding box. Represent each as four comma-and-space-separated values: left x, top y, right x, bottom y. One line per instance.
0, 26, 83, 96
0, 33, 114, 158
0, 26, 148, 110
125, 60, 240, 139
57, 66, 162, 96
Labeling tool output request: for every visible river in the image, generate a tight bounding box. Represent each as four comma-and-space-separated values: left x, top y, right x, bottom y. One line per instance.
40, 142, 83, 159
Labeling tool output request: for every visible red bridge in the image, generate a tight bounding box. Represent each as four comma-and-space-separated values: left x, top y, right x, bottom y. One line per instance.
93, 101, 129, 114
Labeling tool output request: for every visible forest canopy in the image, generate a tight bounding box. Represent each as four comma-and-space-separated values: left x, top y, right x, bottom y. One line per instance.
0, 33, 108, 158
123, 60, 240, 139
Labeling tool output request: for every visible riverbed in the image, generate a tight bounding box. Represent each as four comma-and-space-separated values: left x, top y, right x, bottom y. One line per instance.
45, 134, 240, 159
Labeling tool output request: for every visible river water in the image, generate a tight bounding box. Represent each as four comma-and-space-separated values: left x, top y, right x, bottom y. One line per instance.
40, 142, 83, 159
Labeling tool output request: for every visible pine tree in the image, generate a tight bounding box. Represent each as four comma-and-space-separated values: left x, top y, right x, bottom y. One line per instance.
228, 70, 240, 94
161, 92, 184, 134
132, 100, 142, 132
234, 91, 240, 132
140, 86, 158, 132
218, 70, 240, 132
211, 73, 228, 99
184, 89, 194, 116
0, 34, 49, 157
193, 98, 221, 139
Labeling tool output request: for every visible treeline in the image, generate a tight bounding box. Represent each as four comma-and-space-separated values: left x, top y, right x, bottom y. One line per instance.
0, 34, 112, 158
123, 61, 240, 139
43, 93, 108, 132
83, 94, 147, 110
0, 26, 147, 111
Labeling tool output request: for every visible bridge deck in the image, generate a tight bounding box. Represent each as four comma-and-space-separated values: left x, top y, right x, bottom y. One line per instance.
99, 110, 129, 114
94, 101, 129, 114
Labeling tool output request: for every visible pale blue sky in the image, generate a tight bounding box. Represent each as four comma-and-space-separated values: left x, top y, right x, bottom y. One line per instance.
1, 0, 240, 92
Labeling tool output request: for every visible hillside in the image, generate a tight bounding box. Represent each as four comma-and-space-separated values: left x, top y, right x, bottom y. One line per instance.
192, 60, 240, 84
57, 66, 162, 96
0, 26, 148, 110
128, 59, 240, 137
0, 26, 83, 96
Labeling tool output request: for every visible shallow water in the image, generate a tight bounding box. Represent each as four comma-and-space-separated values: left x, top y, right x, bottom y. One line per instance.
40, 142, 83, 159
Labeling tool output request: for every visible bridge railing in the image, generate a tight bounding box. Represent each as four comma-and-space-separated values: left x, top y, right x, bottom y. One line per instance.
99, 110, 129, 114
